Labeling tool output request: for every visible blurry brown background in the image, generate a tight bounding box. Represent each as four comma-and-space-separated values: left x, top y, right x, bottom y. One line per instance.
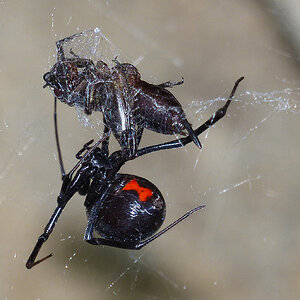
1, 1, 300, 299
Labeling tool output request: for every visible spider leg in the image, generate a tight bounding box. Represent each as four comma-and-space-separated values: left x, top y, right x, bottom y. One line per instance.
26, 131, 110, 269
54, 97, 66, 178
68, 135, 110, 179
133, 204, 205, 249
26, 206, 62, 269
26, 162, 96, 269
83, 188, 110, 243
136, 76, 244, 158
26, 177, 82, 269
54, 95, 103, 179
157, 77, 184, 88
76, 140, 95, 159
84, 205, 205, 249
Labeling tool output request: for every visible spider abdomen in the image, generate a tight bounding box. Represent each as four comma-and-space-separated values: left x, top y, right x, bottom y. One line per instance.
86, 174, 166, 243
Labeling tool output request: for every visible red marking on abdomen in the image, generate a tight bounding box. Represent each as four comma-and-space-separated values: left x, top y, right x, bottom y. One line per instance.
122, 179, 153, 202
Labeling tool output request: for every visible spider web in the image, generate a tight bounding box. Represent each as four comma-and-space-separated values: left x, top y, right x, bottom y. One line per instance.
1, 1, 300, 300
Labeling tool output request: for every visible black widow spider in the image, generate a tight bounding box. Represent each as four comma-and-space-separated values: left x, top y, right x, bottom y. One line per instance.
43, 32, 202, 159
26, 76, 244, 269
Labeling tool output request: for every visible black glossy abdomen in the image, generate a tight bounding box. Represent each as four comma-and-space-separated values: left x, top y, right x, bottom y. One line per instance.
86, 174, 166, 243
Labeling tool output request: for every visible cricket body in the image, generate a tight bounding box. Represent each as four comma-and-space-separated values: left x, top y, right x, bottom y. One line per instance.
43, 32, 201, 158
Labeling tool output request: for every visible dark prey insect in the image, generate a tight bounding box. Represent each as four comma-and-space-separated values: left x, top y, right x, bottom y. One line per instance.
43, 32, 201, 158
26, 76, 244, 269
